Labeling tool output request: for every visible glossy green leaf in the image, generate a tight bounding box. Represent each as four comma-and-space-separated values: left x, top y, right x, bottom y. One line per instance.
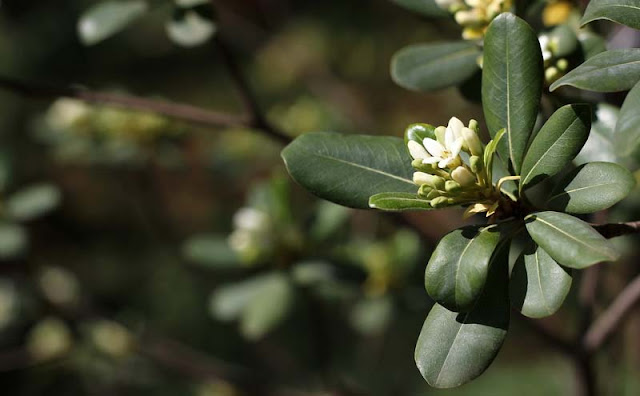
425, 225, 501, 312
482, 13, 543, 174
6, 184, 61, 222
510, 242, 572, 318
390, 0, 449, 18
404, 123, 436, 146
520, 104, 591, 190
549, 49, 640, 92
615, 80, 640, 157
415, 243, 509, 388
391, 42, 481, 92
166, 10, 217, 47
77, 0, 148, 46
525, 211, 619, 269
575, 104, 620, 165
581, 0, 640, 30
181, 234, 240, 269
369, 192, 433, 211
281, 132, 416, 209
547, 162, 635, 214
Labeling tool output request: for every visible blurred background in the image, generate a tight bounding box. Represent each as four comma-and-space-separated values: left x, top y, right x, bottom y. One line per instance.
0, 0, 638, 395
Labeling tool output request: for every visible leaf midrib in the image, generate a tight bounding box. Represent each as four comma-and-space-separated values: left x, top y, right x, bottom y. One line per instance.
547, 181, 622, 202
308, 151, 414, 185
533, 216, 612, 259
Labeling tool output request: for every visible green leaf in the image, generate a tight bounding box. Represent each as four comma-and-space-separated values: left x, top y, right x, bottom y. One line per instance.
77, 0, 148, 46
349, 296, 394, 336
181, 234, 240, 269
577, 31, 607, 60
547, 24, 578, 58
525, 211, 619, 269
310, 201, 351, 241
391, 42, 481, 92
390, 0, 449, 18
482, 13, 543, 174
369, 192, 433, 211
0, 223, 27, 259
166, 10, 217, 47
415, 242, 509, 388
520, 104, 591, 191
281, 132, 416, 209
240, 273, 294, 340
510, 242, 572, 318
209, 273, 294, 340
425, 225, 501, 312
6, 184, 61, 222
581, 0, 640, 30
575, 104, 620, 165
549, 49, 640, 92
546, 162, 635, 214
404, 123, 436, 146
614, 80, 640, 157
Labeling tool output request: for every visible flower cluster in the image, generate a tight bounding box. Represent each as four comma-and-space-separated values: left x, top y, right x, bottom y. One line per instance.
407, 117, 509, 218
435, 0, 513, 40
227, 207, 274, 264
539, 33, 570, 85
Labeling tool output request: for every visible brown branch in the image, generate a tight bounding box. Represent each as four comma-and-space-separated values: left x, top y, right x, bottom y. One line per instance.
593, 221, 640, 239
0, 75, 250, 129
583, 272, 640, 353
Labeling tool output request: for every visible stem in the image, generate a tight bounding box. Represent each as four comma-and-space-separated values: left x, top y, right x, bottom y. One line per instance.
0, 75, 249, 129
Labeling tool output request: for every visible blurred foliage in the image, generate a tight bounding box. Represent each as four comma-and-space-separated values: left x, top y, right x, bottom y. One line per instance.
0, 0, 637, 395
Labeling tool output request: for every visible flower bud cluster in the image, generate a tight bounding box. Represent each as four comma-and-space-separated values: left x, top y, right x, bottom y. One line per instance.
435, 0, 513, 40
539, 33, 570, 85
407, 117, 502, 218
227, 207, 274, 264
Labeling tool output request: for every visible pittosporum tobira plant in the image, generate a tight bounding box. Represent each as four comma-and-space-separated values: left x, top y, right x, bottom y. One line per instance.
281, 12, 637, 388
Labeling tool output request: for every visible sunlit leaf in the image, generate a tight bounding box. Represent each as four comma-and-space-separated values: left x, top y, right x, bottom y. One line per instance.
550, 49, 640, 92
525, 211, 619, 269
349, 296, 393, 335
0, 223, 27, 259
182, 234, 240, 269
166, 10, 217, 47
390, 0, 449, 17
482, 13, 543, 174
581, 0, 640, 30
510, 242, 572, 318
520, 104, 591, 191
546, 162, 635, 214
369, 192, 434, 211
282, 133, 416, 209
614, 80, 640, 157
6, 184, 61, 222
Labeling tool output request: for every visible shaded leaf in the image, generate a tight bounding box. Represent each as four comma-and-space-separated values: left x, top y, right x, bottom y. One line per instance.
390, 0, 449, 18
415, 243, 509, 388
550, 49, 640, 92
582, 0, 640, 30
391, 42, 481, 92
614, 80, 640, 157
482, 13, 543, 174
77, 0, 148, 46
425, 225, 501, 312
240, 273, 294, 340
577, 31, 607, 60
281, 132, 416, 209
510, 242, 572, 318
182, 234, 240, 269
547, 162, 635, 214
520, 104, 591, 191
310, 201, 351, 241
369, 192, 433, 211
349, 296, 393, 336
0, 223, 27, 259
525, 211, 619, 269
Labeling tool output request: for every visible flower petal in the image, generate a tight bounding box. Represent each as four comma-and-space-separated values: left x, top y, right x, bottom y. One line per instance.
447, 117, 464, 139
408, 140, 430, 160
423, 138, 445, 158
450, 137, 464, 158
422, 157, 440, 165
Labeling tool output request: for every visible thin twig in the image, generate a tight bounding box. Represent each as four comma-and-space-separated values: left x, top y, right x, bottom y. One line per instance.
0, 75, 249, 129
583, 273, 640, 353
593, 221, 640, 239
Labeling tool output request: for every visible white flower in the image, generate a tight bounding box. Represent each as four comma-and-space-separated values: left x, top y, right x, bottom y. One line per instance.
422, 118, 465, 168
451, 166, 477, 186
407, 140, 430, 161
539, 34, 552, 62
